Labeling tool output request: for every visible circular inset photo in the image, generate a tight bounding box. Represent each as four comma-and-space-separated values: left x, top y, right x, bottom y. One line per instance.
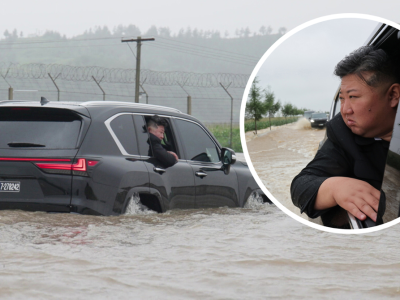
240, 14, 400, 233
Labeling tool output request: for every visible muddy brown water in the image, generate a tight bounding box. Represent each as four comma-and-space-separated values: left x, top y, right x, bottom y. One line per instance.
1, 203, 400, 299
246, 119, 325, 219
1, 122, 400, 299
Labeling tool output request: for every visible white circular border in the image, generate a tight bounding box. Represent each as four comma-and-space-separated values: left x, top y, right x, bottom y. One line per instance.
240, 13, 400, 234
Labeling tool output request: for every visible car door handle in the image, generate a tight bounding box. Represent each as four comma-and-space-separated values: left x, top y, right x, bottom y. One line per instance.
153, 167, 166, 174
195, 171, 207, 177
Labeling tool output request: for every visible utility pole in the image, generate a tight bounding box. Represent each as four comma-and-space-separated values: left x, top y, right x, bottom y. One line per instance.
220, 82, 233, 148
122, 36, 154, 103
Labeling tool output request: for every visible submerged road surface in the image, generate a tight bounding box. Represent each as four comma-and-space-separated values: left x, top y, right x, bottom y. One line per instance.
246, 119, 326, 219
1, 122, 400, 299
1, 201, 400, 299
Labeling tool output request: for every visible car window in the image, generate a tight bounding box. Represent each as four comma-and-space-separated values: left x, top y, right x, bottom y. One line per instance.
311, 113, 327, 118
174, 119, 220, 163
381, 104, 400, 223
333, 99, 341, 117
133, 115, 152, 157
0, 107, 82, 149
110, 114, 138, 155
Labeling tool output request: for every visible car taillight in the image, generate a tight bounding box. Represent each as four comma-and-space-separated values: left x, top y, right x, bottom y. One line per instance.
0, 158, 70, 162
35, 158, 88, 176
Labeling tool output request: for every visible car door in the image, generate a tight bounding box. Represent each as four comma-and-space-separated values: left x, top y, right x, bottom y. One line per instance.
133, 114, 196, 211
380, 104, 400, 224
172, 118, 239, 208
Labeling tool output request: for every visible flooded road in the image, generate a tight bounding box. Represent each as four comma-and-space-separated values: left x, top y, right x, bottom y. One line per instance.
246, 119, 326, 219
1, 202, 400, 299
1, 122, 400, 299
1, 201, 400, 299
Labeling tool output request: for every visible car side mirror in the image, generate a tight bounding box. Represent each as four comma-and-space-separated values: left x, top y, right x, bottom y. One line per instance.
221, 148, 236, 174
221, 147, 236, 165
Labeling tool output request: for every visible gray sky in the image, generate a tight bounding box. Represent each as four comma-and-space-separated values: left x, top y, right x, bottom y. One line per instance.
1, 1, 399, 113
256, 17, 380, 112
1, 0, 399, 38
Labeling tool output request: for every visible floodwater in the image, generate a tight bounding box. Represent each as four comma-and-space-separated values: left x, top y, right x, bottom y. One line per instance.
246, 119, 325, 219
1, 198, 400, 299
1, 123, 400, 299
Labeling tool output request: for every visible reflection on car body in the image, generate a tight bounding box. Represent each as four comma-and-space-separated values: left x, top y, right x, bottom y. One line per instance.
0, 100, 268, 215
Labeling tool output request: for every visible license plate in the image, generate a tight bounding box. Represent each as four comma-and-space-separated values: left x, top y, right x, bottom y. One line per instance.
319, 124, 324, 126
0, 181, 20, 192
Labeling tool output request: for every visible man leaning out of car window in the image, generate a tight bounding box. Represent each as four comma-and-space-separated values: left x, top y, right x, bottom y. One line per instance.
291, 45, 400, 225
147, 115, 178, 167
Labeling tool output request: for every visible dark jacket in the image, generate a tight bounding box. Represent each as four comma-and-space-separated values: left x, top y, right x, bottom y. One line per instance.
148, 133, 177, 168
291, 113, 389, 219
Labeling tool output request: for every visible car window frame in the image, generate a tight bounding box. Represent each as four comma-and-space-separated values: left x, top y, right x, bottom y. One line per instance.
324, 23, 400, 229
170, 117, 222, 164
105, 113, 221, 162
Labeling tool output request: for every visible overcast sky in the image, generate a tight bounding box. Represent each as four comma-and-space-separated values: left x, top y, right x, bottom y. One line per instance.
256, 17, 380, 112
1, 0, 399, 38
2, 1, 400, 112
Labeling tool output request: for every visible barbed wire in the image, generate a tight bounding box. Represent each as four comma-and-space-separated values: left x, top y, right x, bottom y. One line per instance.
0, 62, 249, 88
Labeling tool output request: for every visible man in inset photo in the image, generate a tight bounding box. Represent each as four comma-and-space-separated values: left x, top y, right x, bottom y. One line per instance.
291, 44, 400, 228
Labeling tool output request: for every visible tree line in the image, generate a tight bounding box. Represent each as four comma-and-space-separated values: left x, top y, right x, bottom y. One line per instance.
246, 78, 310, 133
0, 26, 285, 74
2, 25, 287, 41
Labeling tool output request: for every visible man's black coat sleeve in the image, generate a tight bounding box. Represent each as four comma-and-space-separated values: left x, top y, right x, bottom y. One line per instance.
290, 114, 353, 218
148, 133, 177, 168
290, 113, 388, 218
290, 138, 352, 218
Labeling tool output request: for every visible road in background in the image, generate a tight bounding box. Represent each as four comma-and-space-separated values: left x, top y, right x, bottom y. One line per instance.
246, 118, 326, 219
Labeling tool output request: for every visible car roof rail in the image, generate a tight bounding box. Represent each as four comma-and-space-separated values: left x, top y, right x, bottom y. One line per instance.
0, 100, 32, 104
79, 101, 182, 113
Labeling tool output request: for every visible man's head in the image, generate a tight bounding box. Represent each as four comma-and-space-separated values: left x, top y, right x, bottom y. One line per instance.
334, 46, 400, 140
147, 115, 168, 140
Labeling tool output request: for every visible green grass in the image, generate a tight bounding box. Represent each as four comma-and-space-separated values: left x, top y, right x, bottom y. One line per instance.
244, 116, 300, 132
207, 124, 242, 153
207, 117, 301, 153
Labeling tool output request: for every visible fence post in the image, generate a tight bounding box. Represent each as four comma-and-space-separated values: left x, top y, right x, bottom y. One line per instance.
139, 82, 149, 104
48, 73, 61, 101
177, 81, 191, 115
219, 82, 233, 148
1, 67, 13, 100
187, 96, 192, 115
8, 87, 13, 100
92, 76, 105, 101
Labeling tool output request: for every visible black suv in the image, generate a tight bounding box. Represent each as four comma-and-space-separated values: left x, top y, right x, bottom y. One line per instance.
309, 113, 328, 128
0, 100, 267, 215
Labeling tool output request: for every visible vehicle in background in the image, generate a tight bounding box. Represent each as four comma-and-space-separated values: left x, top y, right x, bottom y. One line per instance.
310, 112, 328, 128
303, 110, 315, 120
0, 100, 269, 216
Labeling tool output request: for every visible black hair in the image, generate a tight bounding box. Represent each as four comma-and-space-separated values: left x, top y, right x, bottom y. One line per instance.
147, 115, 168, 129
334, 45, 399, 87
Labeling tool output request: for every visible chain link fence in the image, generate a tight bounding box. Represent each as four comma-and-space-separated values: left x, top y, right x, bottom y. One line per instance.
0, 63, 248, 125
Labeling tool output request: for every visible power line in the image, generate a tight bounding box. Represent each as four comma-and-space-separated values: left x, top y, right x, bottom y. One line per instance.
0, 36, 122, 46
0, 43, 122, 50
150, 41, 257, 64
146, 43, 256, 67
0, 35, 260, 61
156, 36, 260, 60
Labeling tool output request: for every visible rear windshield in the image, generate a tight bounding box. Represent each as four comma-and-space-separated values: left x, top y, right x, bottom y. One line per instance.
0, 107, 82, 149
311, 113, 327, 119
